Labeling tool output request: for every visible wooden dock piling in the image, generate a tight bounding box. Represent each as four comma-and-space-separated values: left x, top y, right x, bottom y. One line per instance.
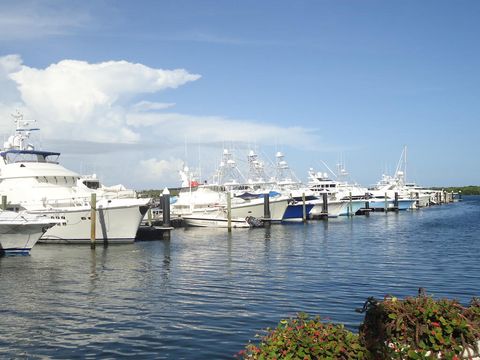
363, 192, 370, 216
348, 192, 353, 216
394, 192, 399, 211
302, 192, 307, 223
227, 191, 232, 232
90, 193, 96, 249
162, 187, 171, 228
322, 193, 329, 217
1, 195, 6, 210
263, 192, 271, 226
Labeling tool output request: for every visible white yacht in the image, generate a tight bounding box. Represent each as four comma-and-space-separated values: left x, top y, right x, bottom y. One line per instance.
0, 210, 57, 255
306, 167, 366, 216
171, 155, 289, 227
172, 183, 288, 225
367, 148, 432, 210
0, 113, 150, 244
368, 173, 416, 210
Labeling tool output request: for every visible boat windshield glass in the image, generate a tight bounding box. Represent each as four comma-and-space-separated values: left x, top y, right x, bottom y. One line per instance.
3, 151, 60, 164
83, 180, 100, 189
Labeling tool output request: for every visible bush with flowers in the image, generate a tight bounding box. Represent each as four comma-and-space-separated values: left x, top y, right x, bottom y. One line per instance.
359, 293, 480, 359
238, 292, 480, 360
237, 312, 369, 359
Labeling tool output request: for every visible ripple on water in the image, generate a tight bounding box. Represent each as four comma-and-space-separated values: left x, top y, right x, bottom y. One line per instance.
0, 198, 479, 359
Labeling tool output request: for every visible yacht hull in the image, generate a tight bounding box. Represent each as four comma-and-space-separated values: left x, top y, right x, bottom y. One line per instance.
282, 203, 315, 221
182, 210, 251, 228
368, 199, 415, 210
179, 197, 289, 228
0, 212, 56, 255
310, 200, 353, 217
230, 198, 288, 221
29, 199, 149, 244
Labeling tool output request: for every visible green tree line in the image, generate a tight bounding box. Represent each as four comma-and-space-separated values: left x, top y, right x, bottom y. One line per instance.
443, 186, 480, 195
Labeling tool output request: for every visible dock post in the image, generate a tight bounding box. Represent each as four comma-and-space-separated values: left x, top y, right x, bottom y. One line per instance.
263, 192, 271, 226
162, 188, 171, 227
147, 208, 152, 226
90, 193, 96, 249
348, 192, 353, 216
1, 195, 6, 210
384, 192, 388, 212
394, 192, 399, 211
302, 192, 307, 223
322, 192, 328, 217
161, 188, 171, 239
227, 191, 232, 232
364, 192, 370, 216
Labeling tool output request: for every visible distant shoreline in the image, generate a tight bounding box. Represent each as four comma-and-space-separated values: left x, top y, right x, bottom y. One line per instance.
437, 186, 480, 195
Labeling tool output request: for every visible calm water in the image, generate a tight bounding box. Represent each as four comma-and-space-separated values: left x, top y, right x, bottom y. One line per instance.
1, 197, 479, 359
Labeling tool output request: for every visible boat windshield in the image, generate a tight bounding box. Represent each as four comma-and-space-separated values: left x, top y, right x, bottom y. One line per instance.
2, 150, 60, 164
83, 180, 100, 189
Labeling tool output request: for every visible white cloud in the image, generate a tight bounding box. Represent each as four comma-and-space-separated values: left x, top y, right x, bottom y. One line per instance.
136, 158, 185, 186
126, 112, 319, 149
0, 54, 22, 72
131, 101, 176, 112
0, 54, 322, 188
1, 56, 200, 143
0, 1, 92, 40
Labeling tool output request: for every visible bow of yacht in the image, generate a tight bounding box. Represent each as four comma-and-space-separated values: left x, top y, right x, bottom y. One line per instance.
0, 210, 57, 255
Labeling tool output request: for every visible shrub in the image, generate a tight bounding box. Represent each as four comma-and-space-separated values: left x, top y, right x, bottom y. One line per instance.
359, 292, 480, 359
237, 313, 369, 359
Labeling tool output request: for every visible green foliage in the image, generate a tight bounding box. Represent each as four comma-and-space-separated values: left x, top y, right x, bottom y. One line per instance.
237, 313, 369, 360
443, 186, 480, 195
137, 189, 162, 198
239, 295, 480, 360
137, 188, 180, 198
359, 294, 480, 359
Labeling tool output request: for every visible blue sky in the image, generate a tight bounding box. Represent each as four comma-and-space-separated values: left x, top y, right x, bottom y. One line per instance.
0, 0, 479, 188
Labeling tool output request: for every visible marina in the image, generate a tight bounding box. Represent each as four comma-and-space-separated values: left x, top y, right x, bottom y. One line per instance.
1, 1, 480, 358
0, 196, 478, 358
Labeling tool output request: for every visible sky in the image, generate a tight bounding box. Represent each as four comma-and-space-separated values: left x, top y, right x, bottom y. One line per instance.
0, 0, 479, 189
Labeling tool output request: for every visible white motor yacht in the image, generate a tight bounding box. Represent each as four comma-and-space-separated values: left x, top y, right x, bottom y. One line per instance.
307, 168, 366, 215
0, 113, 149, 244
171, 159, 288, 227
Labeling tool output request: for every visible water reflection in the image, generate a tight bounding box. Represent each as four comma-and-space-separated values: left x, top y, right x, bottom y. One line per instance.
0, 200, 479, 359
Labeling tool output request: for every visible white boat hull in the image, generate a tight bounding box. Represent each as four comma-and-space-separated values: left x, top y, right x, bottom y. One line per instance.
310, 200, 352, 217
230, 198, 288, 221
183, 216, 250, 228
28, 199, 149, 244
368, 198, 415, 210
0, 212, 56, 255
182, 207, 251, 228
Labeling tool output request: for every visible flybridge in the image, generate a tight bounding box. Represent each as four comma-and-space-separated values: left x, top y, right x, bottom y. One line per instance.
0, 149, 60, 164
